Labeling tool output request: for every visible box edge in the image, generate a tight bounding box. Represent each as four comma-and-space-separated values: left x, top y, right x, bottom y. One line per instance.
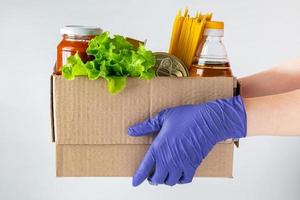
50, 75, 55, 142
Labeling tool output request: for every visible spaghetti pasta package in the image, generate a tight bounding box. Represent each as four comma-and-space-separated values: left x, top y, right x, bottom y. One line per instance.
168, 9, 212, 69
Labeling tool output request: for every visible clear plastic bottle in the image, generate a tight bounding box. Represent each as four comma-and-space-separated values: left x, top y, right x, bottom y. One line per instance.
190, 21, 232, 77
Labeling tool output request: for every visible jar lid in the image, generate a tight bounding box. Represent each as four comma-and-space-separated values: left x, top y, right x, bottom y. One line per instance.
60, 25, 102, 36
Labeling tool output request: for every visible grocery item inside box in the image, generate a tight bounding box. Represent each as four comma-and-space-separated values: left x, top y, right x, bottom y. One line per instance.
55, 8, 233, 94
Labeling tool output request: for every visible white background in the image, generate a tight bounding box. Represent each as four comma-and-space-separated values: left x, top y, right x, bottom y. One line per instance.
1, 0, 300, 199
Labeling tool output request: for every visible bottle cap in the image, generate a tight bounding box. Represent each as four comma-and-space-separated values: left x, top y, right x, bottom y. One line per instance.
205, 21, 224, 29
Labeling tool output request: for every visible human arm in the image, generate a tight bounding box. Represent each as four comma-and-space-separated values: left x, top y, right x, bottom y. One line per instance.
245, 89, 300, 136
128, 58, 300, 186
128, 91, 300, 186
240, 57, 300, 136
239, 58, 300, 98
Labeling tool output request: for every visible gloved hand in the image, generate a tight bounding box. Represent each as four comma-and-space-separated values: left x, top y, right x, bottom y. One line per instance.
128, 95, 247, 186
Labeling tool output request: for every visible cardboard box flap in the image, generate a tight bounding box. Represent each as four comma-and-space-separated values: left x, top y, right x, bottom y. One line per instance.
56, 142, 234, 177
53, 76, 152, 145
52, 76, 235, 145
150, 77, 235, 115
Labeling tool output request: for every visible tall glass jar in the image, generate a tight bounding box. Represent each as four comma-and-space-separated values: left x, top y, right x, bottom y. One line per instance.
56, 25, 102, 74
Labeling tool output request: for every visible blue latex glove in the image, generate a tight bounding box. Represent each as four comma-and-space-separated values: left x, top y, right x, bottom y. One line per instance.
128, 95, 247, 186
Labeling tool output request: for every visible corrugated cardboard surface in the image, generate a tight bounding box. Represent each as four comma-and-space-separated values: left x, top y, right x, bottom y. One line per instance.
52, 75, 236, 177
56, 143, 233, 177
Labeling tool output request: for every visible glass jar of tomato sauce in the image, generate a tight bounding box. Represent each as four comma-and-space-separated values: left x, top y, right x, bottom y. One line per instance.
56, 25, 102, 74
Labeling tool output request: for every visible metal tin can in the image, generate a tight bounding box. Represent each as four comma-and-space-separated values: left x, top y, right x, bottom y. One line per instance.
154, 52, 189, 77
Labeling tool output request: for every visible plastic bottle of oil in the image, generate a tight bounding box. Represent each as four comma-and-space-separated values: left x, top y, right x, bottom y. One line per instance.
190, 21, 233, 77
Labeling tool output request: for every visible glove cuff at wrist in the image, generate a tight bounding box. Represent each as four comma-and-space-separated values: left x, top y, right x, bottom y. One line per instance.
216, 95, 247, 139
200, 95, 247, 142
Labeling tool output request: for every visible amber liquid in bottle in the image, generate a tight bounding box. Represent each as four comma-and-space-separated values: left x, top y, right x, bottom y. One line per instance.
190, 61, 232, 77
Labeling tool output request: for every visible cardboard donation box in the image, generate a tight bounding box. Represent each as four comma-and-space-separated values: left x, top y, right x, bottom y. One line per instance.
51, 75, 238, 177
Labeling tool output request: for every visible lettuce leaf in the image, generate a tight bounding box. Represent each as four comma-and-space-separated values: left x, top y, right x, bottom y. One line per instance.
106, 76, 126, 94
62, 53, 88, 80
62, 32, 155, 94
